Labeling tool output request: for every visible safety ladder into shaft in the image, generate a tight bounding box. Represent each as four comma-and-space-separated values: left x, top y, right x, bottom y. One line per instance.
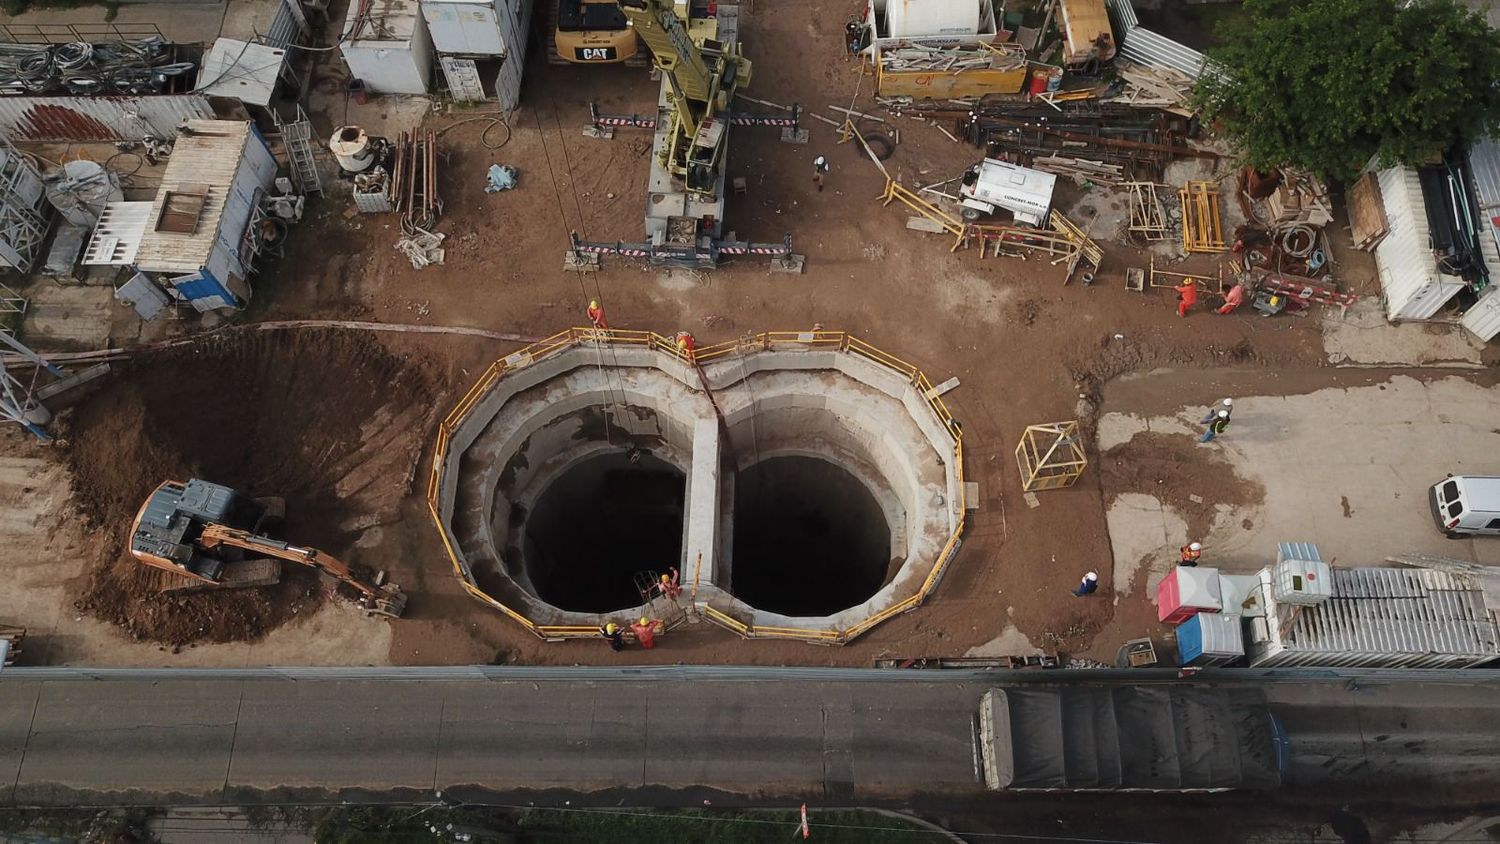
278, 106, 323, 195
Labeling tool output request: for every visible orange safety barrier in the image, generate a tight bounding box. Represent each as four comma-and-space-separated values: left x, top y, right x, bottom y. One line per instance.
426, 328, 966, 644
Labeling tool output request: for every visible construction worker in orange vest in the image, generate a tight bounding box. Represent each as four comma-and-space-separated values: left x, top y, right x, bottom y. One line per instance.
658, 566, 682, 600
1180, 541, 1202, 567
675, 331, 696, 361
586, 299, 608, 329
631, 617, 663, 649
1176, 279, 1199, 318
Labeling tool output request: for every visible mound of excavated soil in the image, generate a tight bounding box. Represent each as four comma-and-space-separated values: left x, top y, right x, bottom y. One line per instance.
64, 329, 436, 647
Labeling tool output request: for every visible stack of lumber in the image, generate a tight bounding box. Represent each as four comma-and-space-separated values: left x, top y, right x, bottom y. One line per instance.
1263, 169, 1333, 228
1032, 155, 1125, 184
1347, 171, 1390, 251
878, 42, 1026, 73
1109, 60, 1196, 110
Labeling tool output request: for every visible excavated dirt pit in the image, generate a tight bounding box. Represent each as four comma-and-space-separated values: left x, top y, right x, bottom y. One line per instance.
63, 330, 436, 646
730, 455, 893, 617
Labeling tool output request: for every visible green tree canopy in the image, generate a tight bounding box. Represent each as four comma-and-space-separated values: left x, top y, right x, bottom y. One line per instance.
1196, 0, 1500, 181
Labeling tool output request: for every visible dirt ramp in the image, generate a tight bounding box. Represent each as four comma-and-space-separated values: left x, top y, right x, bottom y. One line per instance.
65, 329, 437, 646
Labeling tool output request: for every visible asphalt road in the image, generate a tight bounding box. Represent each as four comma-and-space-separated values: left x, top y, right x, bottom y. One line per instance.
1, 668, 1498, 806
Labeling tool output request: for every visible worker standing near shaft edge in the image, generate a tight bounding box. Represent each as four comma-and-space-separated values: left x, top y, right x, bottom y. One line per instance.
631, 617, 663, 649
1180, 542, 1202, 567
675, 331, 696, 362
1072, 571, 1099, 597
812, 155, 830, 191
658, 567, 682, 600
600, 622, 625, 652
1176, 278, 1199, 318
586, 299, 608, 330
1202, 410, 1230, 443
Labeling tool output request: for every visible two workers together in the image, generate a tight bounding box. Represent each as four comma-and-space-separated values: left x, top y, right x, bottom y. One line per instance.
585, 299, 697, 361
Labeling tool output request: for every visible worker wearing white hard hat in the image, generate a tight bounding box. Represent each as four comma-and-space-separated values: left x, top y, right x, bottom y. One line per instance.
1200, 397, 1234, 425
1072, 571, 1100, 597
1180, 542, 1203, 567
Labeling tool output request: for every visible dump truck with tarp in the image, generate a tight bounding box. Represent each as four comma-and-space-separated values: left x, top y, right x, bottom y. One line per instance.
978, 686, 1288, 791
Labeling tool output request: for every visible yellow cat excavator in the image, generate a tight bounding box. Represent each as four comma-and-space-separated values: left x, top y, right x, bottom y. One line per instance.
129, 479, 406, 618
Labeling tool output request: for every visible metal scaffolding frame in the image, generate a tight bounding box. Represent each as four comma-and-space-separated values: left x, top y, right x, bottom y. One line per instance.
0, 135, 50, 272
0, 330, 64, 440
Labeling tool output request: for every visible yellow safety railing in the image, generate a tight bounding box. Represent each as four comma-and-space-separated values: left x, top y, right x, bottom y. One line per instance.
425, 328, 966, 644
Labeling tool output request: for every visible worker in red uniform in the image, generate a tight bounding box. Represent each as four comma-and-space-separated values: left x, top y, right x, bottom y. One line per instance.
675, 331, 696, 361
631, 617, 663, 649
658, 567, 682, 600
1217, 283, 1245, 315
1176, 279, 1199, 318
586, 299, 608, 329
1180, 541, 1203, 567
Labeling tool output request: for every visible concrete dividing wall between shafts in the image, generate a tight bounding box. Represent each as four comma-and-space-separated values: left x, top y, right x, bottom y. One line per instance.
426, 328, 967, 645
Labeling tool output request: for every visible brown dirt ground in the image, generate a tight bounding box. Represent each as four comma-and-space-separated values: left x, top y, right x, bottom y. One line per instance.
1098, 431, 1266, 543
31, 2, 1351, 665
61, 329, 440, 647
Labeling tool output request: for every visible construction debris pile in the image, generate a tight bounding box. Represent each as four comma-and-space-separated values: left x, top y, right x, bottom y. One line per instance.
1108, 60, 1196, 111
941, 103, 1206, 183
0, 37, 195, 96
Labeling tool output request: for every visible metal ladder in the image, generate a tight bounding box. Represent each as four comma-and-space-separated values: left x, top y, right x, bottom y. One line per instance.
277, 106, 323, 195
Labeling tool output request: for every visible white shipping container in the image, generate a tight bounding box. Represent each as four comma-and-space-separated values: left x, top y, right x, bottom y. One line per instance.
342, 0, 436, 95
1246, 567, 1500, 669
867, 0, 998, 48
423, 0, 506, 55
1372, 166, 1466, 321
886, 0, 980, 37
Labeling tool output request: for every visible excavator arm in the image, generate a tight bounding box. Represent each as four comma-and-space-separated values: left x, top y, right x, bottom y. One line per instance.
198, 524, 406, 618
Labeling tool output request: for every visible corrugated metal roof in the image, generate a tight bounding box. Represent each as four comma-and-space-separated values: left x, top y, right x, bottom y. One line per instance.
1278, 568, 1500, 659
0, 96, 214, 142
1106, 0, 1138, 31
1116, 26, 1214, 79
134, 119, 251, 274
1372, 165, 1462, 320
195, 39, 287, 108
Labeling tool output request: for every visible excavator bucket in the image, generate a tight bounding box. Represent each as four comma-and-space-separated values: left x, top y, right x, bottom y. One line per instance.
365, 586, 407, 619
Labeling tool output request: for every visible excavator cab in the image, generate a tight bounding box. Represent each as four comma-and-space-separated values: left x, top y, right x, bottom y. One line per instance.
130, 479, 269, 582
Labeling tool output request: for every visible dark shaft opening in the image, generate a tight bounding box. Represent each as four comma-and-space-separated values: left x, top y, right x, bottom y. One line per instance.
521, 452, 685, 613
730, 455, 892, 617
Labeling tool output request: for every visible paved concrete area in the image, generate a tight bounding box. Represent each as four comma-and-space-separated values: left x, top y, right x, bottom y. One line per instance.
0, 670, 1496, 806
1100, 373, 1500, 601
1321, 299, 1486, 366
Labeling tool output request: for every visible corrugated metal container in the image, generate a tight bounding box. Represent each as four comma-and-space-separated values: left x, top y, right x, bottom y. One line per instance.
1373, 166, 1466, 321
1176, 612, 1244, 667
133, 119, 276, 311
1157, 566, 1223, 624
1461, 285, 1500, 342
1246, 567, 1500, 669
341, 0, 436, 95
423, 0, 506, 54
196, 39, 287, 108
0, 96, 215, 142
886, 0, 980, 37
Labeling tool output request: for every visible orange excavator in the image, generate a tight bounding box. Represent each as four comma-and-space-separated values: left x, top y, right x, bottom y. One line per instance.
129, 479, 406, 618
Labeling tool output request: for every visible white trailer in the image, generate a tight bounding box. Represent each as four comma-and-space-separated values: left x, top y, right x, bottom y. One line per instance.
863, 0, 1001, 50
421, 0, 535, 109
958, 158, 1057, 225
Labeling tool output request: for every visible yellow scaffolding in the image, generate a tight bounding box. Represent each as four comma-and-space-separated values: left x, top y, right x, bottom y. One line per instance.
1180, 180, 1228, 253
1016, 420, 1087, 492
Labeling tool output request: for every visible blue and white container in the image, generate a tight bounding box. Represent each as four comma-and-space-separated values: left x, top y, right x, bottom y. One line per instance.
1177, 611, 1244, 667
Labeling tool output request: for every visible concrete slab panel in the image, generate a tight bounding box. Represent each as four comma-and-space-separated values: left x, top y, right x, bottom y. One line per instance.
436, 682, 646, 791
14, 679, 239, 802
847, 686, 984, 796
227, 681, 443, 793
642, 681, 824, 791
0, 681, 41, 803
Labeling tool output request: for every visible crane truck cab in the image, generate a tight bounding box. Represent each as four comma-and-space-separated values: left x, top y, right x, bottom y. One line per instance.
958, 158, 1057, 225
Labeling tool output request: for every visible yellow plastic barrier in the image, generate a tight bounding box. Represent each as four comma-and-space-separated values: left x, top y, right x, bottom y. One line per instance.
427, 329, 967, 644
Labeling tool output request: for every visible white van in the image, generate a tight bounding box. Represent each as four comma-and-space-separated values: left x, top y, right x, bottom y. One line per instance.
1430, 475, 1500, 537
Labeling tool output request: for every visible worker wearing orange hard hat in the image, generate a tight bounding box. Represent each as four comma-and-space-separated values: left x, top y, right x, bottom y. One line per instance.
1176, 278, 1199, 318
586, 299, 608, 330
631, 617, 663, 649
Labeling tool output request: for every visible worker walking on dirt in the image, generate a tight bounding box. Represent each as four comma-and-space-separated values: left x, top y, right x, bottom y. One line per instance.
1176, 278, 1199, 318
586, 299, 608, 330
1217, 283, 1245, 315
675, 331, 696, 362
813, 155, 830, 191
1072, 571, 1100, 597
845, 20, 864, 54
631, 617, 663, 649
1201, 410, 1231, 443
600, 621, 625, 652
1199, 398, 1233, 425
1180, 542, 1203, 567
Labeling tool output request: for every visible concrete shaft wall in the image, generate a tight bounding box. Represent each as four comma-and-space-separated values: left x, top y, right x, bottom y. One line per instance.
438, 344, 961, 633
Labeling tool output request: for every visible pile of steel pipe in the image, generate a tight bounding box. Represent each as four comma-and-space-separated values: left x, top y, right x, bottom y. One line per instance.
391, 128, 440, 231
